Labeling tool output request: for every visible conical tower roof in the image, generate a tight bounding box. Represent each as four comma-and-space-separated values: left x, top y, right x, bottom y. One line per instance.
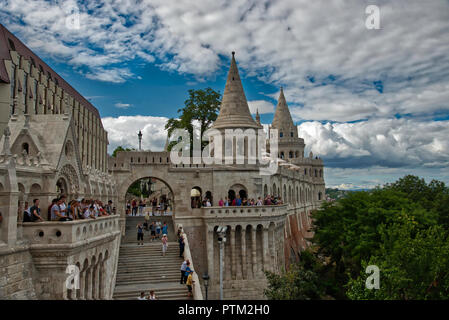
212, 52, 262, 130
272, 87, 295, 130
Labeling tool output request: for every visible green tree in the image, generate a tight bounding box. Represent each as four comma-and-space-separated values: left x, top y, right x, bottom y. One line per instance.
346, 212, 449, 300
264, 251, 325, 300
165, 88, 221, 154
112, 146, 134, 157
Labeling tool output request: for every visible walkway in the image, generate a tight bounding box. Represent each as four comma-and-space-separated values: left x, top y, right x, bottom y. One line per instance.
113, 216, 191, 300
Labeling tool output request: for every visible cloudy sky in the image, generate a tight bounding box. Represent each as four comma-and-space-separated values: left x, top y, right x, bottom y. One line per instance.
1, 0, 448, 189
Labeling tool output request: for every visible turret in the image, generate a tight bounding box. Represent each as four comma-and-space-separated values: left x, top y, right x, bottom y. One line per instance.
212, 52, 262, 130
269, 87, 305, 162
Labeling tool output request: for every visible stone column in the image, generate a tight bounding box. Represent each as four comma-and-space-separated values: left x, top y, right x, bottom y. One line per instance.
94, 263, 101, 299
98, 261, 104, 299
262, 226, 270, 273
85, 267, 92, 300
241, 228, 246, 280
79, 269, 85, 300
206, 228, 214, 288
230, 227, 236, 280
251, 226, 257, 279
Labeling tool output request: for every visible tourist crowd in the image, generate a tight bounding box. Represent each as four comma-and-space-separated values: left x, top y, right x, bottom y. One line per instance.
192, 194, 283, 208
21, 195, 116, 222
127, 197, 171, 216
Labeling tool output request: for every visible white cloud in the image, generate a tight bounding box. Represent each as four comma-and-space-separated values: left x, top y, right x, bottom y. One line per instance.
101, 114, 449, 187
247, 100, 274, 114
102, 115, 169, 152
114, 102, 133, 109
298, 118, 449, 169
1, 0, 448, 120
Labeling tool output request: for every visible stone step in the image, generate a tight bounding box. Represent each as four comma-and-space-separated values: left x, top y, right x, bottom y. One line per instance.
113, 216, 190, 300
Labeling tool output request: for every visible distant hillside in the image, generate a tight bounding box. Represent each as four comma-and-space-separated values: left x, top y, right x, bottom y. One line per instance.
325, 188, 371, 200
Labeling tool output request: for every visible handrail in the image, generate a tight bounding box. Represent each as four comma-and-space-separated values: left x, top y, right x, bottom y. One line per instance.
176, 223, 204, 300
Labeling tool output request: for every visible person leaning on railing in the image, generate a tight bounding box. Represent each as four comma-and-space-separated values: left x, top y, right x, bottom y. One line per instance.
29, 199, 44, 222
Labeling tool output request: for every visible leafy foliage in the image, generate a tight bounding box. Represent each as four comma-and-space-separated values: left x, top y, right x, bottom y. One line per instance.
165, 88, 221, 154
112, 146, 134, 157
265, 175, 449, 300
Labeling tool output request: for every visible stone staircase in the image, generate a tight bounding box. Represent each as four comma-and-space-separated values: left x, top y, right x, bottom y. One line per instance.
113, 216, 191, 300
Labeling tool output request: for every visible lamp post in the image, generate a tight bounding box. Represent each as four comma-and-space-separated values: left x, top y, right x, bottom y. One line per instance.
202, 272, 210, 300
216, 226, 228, 300
138, 130, 143, 150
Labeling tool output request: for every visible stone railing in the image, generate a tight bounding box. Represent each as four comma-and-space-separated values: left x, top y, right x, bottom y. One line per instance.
22, 215, 121, 246
176, 223, 204, 300
202, 204, 288, 218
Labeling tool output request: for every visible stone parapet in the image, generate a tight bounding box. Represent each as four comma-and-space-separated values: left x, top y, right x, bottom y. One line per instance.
22, 215, 120, 245
176, 223, 204, 300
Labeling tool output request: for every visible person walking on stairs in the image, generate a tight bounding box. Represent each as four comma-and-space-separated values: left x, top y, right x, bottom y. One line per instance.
180, 259, 189, 284
161, 234, 168, 256
162, 221, 168, 237
186, 270, 195, 297
148, 290, 157, 300
137, 291, 146, 300
150, 221, 156, 241
137, 223, 144, 245
179, 235, 185, 257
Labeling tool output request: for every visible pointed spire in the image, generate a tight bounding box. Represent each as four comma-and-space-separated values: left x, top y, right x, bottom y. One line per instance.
272, 87, 295, 132
212, 52, 262, 130
256, 108, 261, 125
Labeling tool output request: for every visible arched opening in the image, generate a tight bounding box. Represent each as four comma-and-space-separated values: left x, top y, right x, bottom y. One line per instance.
205, 191, 213, 206
191, 186, 202, 208
239, 189, 247, 200
272, 183, 277, 197
263, 184, 268, 197
229, 184, 247, 204
22, 142, 29, 155
318, 191, 322, 201
228, 189, 236, 202
56, 177, 68, 196
125, 177, 174, 216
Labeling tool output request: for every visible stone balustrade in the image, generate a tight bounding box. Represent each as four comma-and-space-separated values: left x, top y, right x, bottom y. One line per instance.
202, 204, 288, 218
177, 223, 204, 300
22, 215, 120, 246
20, 215, 121, 299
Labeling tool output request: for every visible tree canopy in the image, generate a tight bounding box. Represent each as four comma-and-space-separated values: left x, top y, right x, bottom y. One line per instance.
264, 175, 449, 300
165, 87, 221, 154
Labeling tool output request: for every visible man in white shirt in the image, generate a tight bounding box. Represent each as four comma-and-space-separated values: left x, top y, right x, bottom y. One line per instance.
137, 292, 147, 300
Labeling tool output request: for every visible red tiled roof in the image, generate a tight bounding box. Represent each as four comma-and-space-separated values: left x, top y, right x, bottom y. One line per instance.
0, 23, 103, 124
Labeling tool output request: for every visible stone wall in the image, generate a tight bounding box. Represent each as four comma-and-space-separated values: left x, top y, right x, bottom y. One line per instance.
0, 244, 37, 299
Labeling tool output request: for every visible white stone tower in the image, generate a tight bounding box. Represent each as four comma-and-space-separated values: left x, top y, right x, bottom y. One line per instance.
269, 87, 305, 163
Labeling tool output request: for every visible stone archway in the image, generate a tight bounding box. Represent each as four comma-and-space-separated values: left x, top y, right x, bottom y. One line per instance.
117, 172, 178, 219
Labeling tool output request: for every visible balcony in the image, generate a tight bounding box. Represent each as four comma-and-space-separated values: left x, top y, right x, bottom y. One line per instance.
22, 215, 121, 247
202, 204, 288, 218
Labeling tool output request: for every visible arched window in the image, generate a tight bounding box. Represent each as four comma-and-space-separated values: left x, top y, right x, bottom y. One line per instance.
290, 132, 293, 137
22, 143, 29, 155
280, 151, 284, 159
280, 132, 283, 137
289, 151, 293, 158
190, 187, 202, 208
